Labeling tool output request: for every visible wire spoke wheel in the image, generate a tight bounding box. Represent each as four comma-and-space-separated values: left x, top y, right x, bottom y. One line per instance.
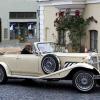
41, 55, 59, 74
73, 71, 95, 92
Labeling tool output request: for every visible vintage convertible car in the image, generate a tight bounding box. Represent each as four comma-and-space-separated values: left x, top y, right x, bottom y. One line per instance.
0, 42, 100, 92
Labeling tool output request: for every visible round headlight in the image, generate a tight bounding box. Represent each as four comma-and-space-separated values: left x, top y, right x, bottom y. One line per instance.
83, 55, 93, 64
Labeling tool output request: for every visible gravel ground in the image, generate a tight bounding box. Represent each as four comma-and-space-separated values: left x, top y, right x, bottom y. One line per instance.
0, 79, 100, 100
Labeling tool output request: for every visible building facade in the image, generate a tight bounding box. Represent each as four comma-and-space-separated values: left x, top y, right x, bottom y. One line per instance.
0, 0, 39, 45
38, 0, 100, 52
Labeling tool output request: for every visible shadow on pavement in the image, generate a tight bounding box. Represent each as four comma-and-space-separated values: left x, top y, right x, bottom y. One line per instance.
5, 78, 100, 93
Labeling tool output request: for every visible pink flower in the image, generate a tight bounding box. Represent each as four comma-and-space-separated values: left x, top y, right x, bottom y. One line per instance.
59, 11, 64, 17
75, 10, 80, 16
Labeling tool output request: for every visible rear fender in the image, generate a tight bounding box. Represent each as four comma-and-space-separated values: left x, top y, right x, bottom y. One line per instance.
65, 62, 100, 75
64, 63, 100, 80
0, 62, 11, 76
66, 63, 94, 70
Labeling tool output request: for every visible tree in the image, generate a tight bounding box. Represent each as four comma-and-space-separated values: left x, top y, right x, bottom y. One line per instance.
54, 9, 97, 52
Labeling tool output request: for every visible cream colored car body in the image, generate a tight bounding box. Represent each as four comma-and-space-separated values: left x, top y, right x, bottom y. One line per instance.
0, 42, 99, 80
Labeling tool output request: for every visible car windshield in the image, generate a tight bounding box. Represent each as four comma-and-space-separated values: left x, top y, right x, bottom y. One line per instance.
37, 42, 65, 53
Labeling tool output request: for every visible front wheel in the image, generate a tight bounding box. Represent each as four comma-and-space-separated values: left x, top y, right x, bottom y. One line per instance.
72, 70, 96, 92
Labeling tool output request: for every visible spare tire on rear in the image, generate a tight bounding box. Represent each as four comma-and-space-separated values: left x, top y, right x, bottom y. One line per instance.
41, 54, 60, 74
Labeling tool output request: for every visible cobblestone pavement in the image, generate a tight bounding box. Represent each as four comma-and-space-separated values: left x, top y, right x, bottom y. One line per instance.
0, 79, 100, 100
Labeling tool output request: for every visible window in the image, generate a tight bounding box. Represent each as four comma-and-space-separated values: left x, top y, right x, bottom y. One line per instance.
58, 31, 66, 46
9, 12, 36, 19
90, 30, 98, 51
9, 22, 37, 42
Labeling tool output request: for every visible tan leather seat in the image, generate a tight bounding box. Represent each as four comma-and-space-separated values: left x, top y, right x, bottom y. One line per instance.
0, 47, 21, 54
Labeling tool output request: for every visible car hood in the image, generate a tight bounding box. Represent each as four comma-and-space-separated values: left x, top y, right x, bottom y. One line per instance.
52, 52, 90, 57
42, 52, 98, 60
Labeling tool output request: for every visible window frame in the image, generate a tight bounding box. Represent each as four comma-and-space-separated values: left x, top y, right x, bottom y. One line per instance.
90, 30, 98, 51
9, 12, 37, 19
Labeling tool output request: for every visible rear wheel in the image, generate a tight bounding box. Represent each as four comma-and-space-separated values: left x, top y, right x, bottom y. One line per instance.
0, 66, 7, 84
72, 70, 96, 92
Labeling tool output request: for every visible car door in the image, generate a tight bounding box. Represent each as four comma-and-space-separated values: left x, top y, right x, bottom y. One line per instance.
2, 54, 18, 72
14, 54, 40, 76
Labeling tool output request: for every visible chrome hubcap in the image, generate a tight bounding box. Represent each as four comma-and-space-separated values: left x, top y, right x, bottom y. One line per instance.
42, 57, 56, 73
81, 78, 88, 85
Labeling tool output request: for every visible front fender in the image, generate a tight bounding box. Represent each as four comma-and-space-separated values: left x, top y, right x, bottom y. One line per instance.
0, 62, 11, 76
39, 63, 96, 79
67, 63, 94, 70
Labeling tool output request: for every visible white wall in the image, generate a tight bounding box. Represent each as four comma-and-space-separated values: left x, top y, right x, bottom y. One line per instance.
83, 3, 100, 52
0, 0, 38, 41
43, 6, 58, 42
